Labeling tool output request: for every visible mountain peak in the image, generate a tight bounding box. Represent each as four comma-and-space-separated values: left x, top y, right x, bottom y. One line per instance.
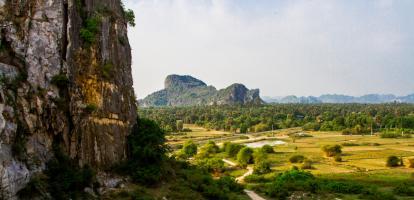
165, 74, 207, 89
140, 75, 263, 107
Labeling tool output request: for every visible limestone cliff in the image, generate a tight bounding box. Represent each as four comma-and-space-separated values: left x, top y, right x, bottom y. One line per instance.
139, 75, 263, 107
0, 0, 137, 198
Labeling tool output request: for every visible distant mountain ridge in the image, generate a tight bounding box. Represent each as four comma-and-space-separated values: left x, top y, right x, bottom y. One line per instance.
263, 94, 414, 104
139, 75, 263, 107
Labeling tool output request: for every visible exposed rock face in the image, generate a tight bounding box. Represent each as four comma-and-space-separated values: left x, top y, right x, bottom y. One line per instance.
0, 0, 137, 198
140, 75, 263, 107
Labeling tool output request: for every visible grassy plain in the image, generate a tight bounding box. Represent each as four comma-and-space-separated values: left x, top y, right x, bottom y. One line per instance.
176, 124, 414, 199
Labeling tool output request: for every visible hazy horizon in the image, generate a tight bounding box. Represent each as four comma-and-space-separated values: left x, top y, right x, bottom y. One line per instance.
125, 0, 414, 99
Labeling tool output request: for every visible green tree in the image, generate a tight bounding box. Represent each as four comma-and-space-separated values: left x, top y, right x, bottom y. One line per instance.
126, 117, 168, 185
321, 145, 342, 157
237, 147, 254, 167
182, 140, 197, 158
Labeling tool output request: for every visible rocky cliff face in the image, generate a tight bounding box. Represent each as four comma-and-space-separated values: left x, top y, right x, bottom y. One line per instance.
139, 75, 263, 107
0, 0, 137, 198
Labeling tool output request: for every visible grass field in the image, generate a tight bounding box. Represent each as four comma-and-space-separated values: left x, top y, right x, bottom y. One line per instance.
176, 124, 414, 199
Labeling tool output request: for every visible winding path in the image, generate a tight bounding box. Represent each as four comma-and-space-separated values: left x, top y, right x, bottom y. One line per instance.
222, 159, 267, 200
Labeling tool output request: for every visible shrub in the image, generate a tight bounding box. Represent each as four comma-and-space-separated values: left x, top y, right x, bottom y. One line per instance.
237, 147, 254, 167
386, 156, 401, 167
334, 155, 342, 162
342, 142, 360, 146
393, 182, 414, 196
289, 155, 305, 163
266, 169, 317, 198
44, 147, 96, 199
360, 187, 397, 200
181, 140, 197, 158
182, 128, 192, 132
321, 181, 365, 194
197, 141, 219, 159
321, 144, 342, 157
80, 16, 100, 44
123, 117, 168, 185
196, 158, 225, 173
301, 159, 313, 169
253, 160, 271, 175
51, 74, 70, 88
216, 176, 244, 193
245, 174, 267, 183
84, 104, 98, 113
224, 142, 244, 158
102, 63, 113, 79
262, 145, 275, 153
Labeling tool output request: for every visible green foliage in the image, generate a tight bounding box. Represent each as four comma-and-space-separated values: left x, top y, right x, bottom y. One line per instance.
51, 74, 70, 88
44, 147, 96, 199
321, 144, 342, 157
197, 141, 219, 159
380, 132, 411, 138
139, 104, 414, 135
393, 182, 414, 196
121, 1, 136, 27
17, 174, 48, 199
386, 156, 401, 167
223, 142, 244, 158
122, 117, 168, 185
173, 162, 244, 200
261, 144, 274, 153
181, 140, 197, 158
245, 174, 268, 183
12, 122, 29, 161
84, 103, 98, 113
196, 158, 225, 173
266, 169, 316, 199
80, 16, 100, 44
289, 155, 305, 163
102, 63, 113, 79
253, 148, 271, 174
237, 147, 254, 167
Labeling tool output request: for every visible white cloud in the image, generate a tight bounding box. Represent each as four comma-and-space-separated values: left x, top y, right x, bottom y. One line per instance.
125, 0, 414, 98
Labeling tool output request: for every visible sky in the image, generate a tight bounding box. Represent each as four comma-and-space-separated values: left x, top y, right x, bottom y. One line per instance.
124, 0, 414, 99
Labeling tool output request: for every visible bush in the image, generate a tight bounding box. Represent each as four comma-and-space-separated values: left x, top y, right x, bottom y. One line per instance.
334, 155, 342, 162
360, 187, 397, 200
196, 158, 225, 173
182, 140, 197, 158
253, 160, 271, 175
223, 142, 244, 158
80, 16, 100, 44
262, 145, 275, 153
197, 141, 219, 159
182, 128, 192, 132
244, 174, 267, 183
289, 155, 305, 163
43, 147, 96, 199
342, 142, 360, 146
321, 144, 342, 157
123, 117, 168, 185
301, 160, 313, 169
321, 181, 365, 194
266, 169, 317, 198
84, 104, 98, 113
386, 156, 401, 167
393, 182, 414, 196
51, 74, 70, 88
237, 147, 254, 167
380, 132, 411, 139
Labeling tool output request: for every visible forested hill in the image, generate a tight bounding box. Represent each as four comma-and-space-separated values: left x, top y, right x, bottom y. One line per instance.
139, 75, 264, 107
263, 94, 414, 104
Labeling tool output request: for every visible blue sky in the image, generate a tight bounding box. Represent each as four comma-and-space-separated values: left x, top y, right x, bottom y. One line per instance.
124, 0, 414, 99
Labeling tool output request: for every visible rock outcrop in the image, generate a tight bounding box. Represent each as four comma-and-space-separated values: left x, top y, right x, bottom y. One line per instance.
0, 0, 137, 198
139, 75, 263, 107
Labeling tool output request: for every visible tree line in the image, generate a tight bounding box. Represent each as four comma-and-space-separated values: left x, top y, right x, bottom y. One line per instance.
139, 104, 414, 134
